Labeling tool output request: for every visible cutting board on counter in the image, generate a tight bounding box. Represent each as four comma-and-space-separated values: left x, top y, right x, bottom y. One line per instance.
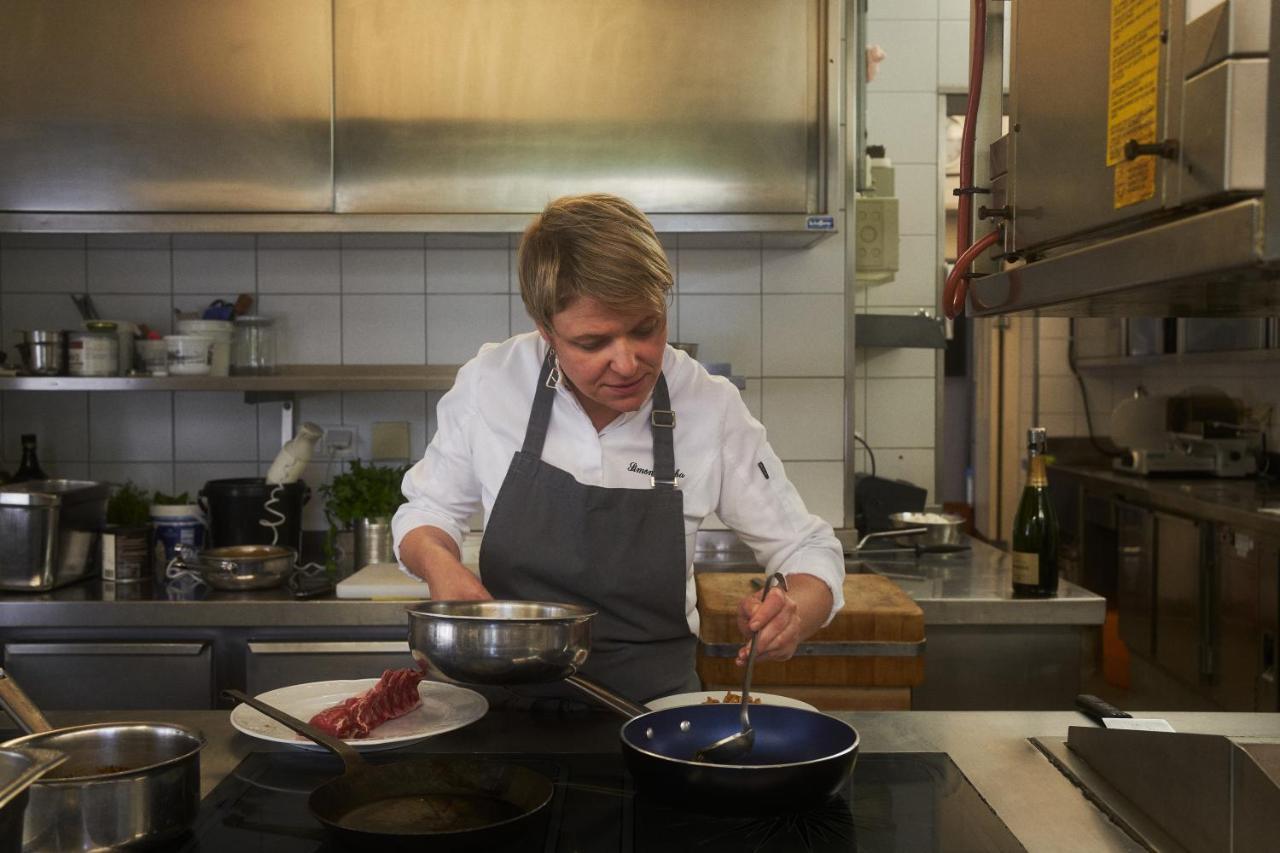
695, 572, 924, 689
335, 563, 430, 600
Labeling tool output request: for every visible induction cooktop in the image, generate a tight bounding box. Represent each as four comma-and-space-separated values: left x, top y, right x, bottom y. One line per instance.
167, 750, 1024, 852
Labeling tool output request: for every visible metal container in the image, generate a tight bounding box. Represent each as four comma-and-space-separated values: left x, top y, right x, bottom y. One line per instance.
14, 330, 65, 376
0, 669, 205, 852
407, 600, 595, 685
888, 511, 965, 547
0, 747, 67, 853
0, 480, 110, 592
353, 516, 393, 570
173, 544, 295, 590
67, 326, 118, 377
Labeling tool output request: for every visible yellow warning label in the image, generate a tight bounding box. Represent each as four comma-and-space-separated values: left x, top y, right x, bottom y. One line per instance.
1108, 0, 1161, 207
1114, 157, 1156, 208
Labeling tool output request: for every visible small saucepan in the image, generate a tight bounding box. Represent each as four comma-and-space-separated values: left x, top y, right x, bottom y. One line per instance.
224, 690, 553, 851
171, 543, 296, 590
407, 600, 860, 813
0, 668, 205, 851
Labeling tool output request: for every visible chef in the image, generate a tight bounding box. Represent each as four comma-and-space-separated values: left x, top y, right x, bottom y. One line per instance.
393, 193, 845, 703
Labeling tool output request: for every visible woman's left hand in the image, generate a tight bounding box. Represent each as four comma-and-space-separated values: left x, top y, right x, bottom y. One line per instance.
734, 582, 802, 664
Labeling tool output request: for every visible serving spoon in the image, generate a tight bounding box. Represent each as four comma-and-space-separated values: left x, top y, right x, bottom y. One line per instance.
693, 571, 788, 764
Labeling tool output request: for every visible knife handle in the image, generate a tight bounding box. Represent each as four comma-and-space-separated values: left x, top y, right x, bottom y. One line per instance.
1075, 693, 1132, 724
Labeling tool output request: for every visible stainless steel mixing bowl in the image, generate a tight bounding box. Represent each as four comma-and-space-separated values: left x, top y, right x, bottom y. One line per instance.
406, 600, 596, 685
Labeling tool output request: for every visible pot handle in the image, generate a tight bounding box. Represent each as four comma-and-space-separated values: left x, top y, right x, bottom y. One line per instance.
564, 674, 651, 719
223, 689, 366, 773
0, 667, 54, 735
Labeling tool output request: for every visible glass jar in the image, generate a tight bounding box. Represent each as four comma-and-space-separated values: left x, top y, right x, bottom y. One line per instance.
232, 315, 276, 375
68, 322, 119, 376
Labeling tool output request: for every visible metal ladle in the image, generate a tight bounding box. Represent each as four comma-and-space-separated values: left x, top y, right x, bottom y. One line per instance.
693, 571, 788, 764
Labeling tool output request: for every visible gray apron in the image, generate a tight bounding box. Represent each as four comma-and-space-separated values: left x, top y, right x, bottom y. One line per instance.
478, 351, 699, 704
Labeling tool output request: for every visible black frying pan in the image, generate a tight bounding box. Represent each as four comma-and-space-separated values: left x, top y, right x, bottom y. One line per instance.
224, 690, 552, 851
617, 702, 859, 813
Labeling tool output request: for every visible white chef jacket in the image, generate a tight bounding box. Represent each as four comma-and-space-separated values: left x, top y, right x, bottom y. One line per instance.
392, 332, 846, 634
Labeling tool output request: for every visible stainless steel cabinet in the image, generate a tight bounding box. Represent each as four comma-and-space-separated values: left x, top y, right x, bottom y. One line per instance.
1209, 525, 1274, 711
0, 0, 333, 212
244, 641, 412, 695
1, 642, 212, 710
1115, 502, 1155, 658
1154, 512, 1208, 689
333, 0, 831, 215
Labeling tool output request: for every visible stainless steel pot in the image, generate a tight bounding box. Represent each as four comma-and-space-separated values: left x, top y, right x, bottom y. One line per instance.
174, 543, 295, 590
407, 601, 641, 717
14, 331, 65, 376
0, 747, 66, 853
0, 669, 205, 851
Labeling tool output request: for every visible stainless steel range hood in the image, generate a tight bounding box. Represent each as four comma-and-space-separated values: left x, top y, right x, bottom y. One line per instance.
0, 0, 844, 243
968, 0, 1280, 317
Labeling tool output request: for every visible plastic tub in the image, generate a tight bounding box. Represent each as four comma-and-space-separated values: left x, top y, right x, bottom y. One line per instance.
164, 335, 213, 376
150, 504, 206, 568
135, 339, 168, 375
176, 320, 233, 376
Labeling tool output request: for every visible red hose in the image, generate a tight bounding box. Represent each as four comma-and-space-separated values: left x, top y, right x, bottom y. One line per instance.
944, 229, 1001, 319
945, 0, 990, 320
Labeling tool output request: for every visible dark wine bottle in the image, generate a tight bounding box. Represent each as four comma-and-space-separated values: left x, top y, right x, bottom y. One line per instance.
13, 433, 47, 482
1011, 427, 1058, 596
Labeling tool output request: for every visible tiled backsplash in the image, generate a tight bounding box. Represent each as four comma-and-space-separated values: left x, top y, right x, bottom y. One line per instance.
0, 231, 848, 529
1030, 317, 1280, 451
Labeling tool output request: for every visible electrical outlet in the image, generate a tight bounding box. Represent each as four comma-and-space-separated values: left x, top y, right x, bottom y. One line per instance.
321, 425, 356, 459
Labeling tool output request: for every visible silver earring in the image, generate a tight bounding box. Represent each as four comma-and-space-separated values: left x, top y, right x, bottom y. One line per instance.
546, 351, 561, 389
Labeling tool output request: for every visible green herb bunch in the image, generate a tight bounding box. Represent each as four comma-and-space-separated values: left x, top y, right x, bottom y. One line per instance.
106, 481, 153, 527
320, 460, 411, 572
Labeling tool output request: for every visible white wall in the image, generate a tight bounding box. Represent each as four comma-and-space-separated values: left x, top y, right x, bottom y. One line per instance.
854, 0, 981, 501
0, 230, 847, 530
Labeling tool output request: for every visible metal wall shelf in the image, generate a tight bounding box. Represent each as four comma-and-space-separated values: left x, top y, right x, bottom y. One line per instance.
1073, 349, 1280, 370
0, 364, 461, 393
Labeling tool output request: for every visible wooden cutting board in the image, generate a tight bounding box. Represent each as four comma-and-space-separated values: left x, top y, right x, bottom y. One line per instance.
695, 572, 924, 688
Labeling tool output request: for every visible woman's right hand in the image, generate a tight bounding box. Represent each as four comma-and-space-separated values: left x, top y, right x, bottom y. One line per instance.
399, 526, 493, 601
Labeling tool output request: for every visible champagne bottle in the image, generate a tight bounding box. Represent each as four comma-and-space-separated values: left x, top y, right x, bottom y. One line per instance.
13, 433, 47, 482
1011, 427, 1059, 596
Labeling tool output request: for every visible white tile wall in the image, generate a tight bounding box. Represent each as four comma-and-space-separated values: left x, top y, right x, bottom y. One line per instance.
865, 19, 939, 92
678, 294, 762, 377
258, 248, 341, 293
678, 248, 762, 294
761, 379, 844, 460
342, 295, 426, 364
762, 294, 844, 376
87, 248, 171, 293
426, 294, 510, 364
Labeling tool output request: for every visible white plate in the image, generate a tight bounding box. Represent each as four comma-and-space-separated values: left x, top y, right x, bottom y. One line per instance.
645, 691, 818, 712
230, 678, 488, 752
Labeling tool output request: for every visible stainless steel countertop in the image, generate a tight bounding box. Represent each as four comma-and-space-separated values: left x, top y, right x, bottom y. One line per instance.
21, 707, 1278, 852
1051, 463, 1280, 535
0, 537, 1105, 629
855, 537, 1105, 626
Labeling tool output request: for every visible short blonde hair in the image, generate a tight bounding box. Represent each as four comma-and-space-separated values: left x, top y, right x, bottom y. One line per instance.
518, 194, 673, 330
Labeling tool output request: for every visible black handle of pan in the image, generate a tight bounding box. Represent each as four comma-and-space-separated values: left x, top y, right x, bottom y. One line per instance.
1075, 693, 1132, 726
223, 689, 366, 772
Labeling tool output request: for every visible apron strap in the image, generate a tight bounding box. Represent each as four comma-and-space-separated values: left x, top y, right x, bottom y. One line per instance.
521, 350, 559, 456
522, 350, 678, 491
650, 375, 677, 490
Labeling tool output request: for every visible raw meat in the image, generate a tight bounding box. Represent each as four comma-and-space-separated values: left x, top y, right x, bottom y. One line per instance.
309, 667, 427, 739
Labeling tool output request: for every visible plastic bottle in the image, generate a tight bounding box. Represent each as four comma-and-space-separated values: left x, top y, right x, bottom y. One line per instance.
266, 423, 324, 485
